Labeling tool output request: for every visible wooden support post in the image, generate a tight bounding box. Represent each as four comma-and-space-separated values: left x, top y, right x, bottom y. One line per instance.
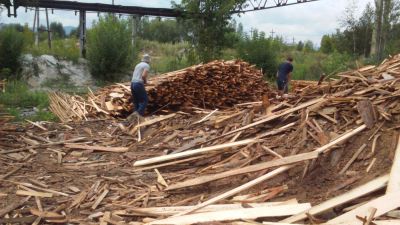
131, 15, 140, 47
45, 8, 51, 49
79, 10, 86, 58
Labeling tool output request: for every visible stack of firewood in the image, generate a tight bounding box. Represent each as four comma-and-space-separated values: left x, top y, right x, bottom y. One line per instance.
51, 60, 270, 121
146, 60, 270, 111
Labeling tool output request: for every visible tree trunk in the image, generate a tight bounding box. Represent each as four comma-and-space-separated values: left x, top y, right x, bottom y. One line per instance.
371, 0, 383, 59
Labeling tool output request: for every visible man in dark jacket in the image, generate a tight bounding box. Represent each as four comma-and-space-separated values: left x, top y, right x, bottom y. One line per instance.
276, 56, 294, 95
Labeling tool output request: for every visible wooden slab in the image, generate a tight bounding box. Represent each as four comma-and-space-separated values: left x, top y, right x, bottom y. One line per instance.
281, 174, 389, 223
166, 151, 319, 190
119, 201, 297, 216
133, 138, 258, 167
328, 191, 400, 224
65, 144, 129, 153
357, 100, 376, 128
149, 203, 311, 225
387, 134, 400, 193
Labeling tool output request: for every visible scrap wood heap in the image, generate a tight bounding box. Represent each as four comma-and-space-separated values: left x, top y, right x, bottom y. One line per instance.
0, 54, 400, 225
48, 60, 271, 122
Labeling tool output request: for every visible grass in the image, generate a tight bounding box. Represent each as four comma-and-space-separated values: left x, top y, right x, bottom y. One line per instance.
25, 38, 80, 63
0, 80, 58, 122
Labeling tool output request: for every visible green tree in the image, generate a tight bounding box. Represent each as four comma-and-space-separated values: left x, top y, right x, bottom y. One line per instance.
304, 40, 314, 52
173, 0, 246, 62
320, 35, 334, 54
50, 22, 66, 39
22, 23, 34, 47
0, 27, 25, 77
296, 41, 304, 51
87, 14, 134, 81
237, 29, 279, 77
138, 17, 185, 43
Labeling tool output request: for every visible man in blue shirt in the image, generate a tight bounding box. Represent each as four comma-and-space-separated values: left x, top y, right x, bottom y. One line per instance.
276, 56, 294, 95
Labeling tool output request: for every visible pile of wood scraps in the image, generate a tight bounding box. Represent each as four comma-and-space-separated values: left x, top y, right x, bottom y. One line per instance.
48, 60, 271, 121
1, 53, 400, 224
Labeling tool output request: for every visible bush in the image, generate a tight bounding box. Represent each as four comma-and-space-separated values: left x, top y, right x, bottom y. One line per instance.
0, 80, 49, 108
0, 27, 25, 76
136, 39, 192, 74
87, 15, 134, 81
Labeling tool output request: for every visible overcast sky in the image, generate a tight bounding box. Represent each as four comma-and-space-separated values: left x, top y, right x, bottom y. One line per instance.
1, 0, 373, 45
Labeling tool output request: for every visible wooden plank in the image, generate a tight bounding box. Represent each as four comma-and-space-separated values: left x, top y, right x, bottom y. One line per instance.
119, 201, 297, 216
257, 122, 296, 138
16, 190, 53, 198
339, 144, 367, 175
0, 216, 36, 224
224, 98, 325, 136
194, 109, 218, 124
0, 197, 30, 217
165, 151, 319, 190
25, 119, 47, 131
386, 134, 400, 193
132, 155, 206, 172
174, 165, 294, 217
135, 113, 176, 128
316, 125, 367, 154
282, 174, 389, 223
318, 111, 338, 124
322, 220, 400, 225
328, 191, 400, 224
133, 139, 258, 167
65, 144, 129, 153
92, 189, 109, 209
149, 203, 311, 225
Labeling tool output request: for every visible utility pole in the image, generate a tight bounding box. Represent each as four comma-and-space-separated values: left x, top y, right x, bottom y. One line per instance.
270, 29, 275, 39
45, 8, 52, 49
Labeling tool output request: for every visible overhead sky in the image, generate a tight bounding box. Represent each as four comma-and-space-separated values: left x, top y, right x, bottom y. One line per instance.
1, 0, 373, 45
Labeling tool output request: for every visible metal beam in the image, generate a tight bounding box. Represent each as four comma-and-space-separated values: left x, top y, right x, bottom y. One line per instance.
12, 0, 181, 17
234, 0, 320, 13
